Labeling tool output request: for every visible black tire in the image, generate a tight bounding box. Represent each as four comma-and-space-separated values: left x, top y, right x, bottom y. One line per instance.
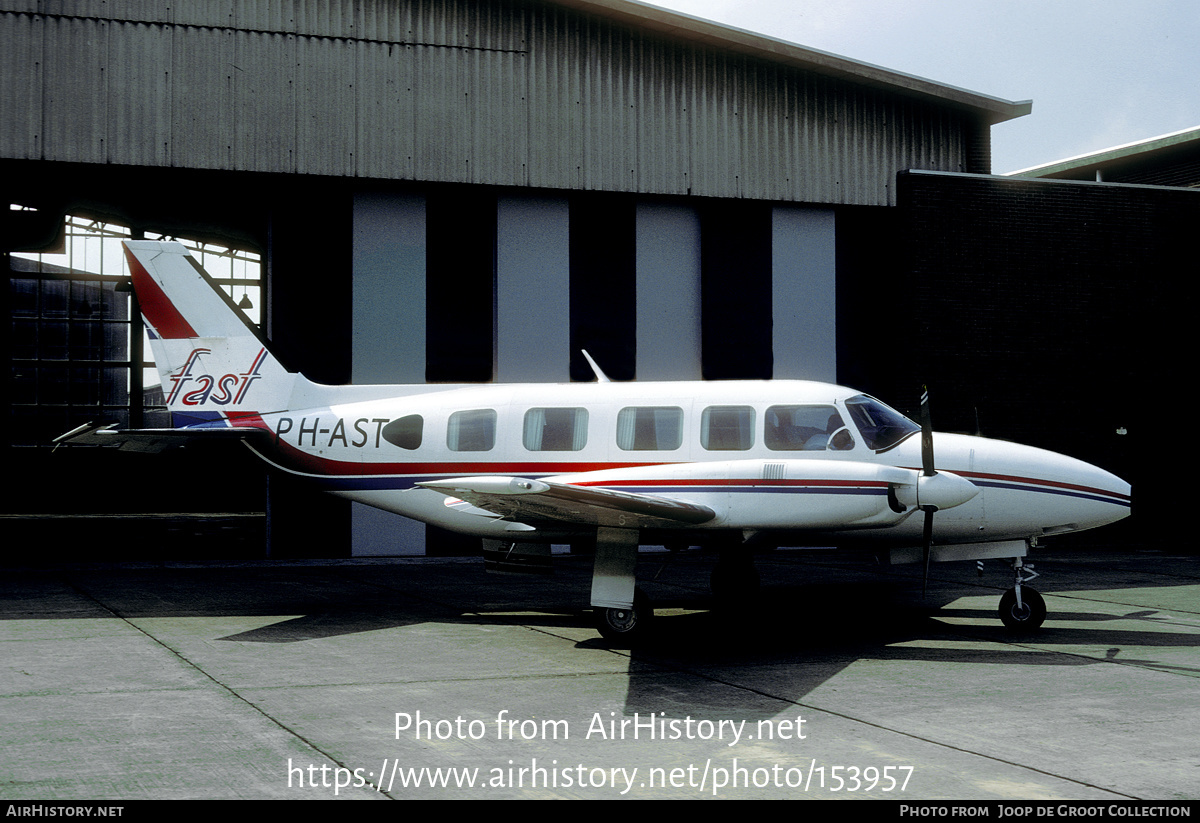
999, 587, 1047, 631
595, 588, 653, 645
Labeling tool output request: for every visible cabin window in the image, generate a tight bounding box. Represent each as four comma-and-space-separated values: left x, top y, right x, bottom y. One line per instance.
701, 406, 754, 450
381, 414, 423, 450
616, 406, 683, 451
447, 409, 496, 452
766, 405, 854, 451
523, 407, 589, 451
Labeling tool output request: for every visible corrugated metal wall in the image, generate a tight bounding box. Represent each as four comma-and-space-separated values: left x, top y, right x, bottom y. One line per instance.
1, 0, 982, 206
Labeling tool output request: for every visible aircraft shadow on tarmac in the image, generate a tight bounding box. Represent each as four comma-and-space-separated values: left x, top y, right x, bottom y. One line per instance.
198, 554, 1200, 692
25, 550, 1194, 718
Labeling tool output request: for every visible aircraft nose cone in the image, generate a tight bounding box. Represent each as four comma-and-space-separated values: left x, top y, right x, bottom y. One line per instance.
1044, 453, 1131, 524
974, 438, 1132, 534
1076, 463, 1132, 527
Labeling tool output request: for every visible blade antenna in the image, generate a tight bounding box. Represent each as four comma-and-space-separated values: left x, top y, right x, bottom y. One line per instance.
581, 350, 612, 383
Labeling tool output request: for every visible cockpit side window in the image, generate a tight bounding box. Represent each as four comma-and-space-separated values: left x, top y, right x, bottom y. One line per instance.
766, 405, 854, 451
844, 395, 920, 452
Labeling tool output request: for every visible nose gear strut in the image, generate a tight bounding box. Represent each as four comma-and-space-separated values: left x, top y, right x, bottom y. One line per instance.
999, 555, 1046, 631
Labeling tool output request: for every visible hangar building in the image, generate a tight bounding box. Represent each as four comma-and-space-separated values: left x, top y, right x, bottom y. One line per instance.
2, 0, 1182, 557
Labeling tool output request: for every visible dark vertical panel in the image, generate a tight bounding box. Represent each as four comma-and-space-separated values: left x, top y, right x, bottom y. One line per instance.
569, 192, 637, 381
427, 186, 492, 555
426, 187, 496, 383
264, 188, 353, 557
266, 188, 353, 384
700, 201, 772, 380
426, 185, 497, 555
833, 205, 905, 402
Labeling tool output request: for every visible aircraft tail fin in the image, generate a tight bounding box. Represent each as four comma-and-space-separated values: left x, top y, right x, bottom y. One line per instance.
124, 240, 298, 421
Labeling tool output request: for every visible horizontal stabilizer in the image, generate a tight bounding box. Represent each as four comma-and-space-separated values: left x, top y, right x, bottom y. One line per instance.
419, 476, 716, 529
54, 421, 264, 453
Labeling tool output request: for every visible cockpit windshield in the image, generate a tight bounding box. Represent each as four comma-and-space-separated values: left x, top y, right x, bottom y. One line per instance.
844, 395, 920, 452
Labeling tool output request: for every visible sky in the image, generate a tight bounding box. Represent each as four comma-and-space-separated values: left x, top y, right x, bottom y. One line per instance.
644, 0, 1199, 174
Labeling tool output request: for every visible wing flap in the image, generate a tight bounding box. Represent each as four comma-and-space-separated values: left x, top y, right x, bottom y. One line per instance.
418, 476, 716, 529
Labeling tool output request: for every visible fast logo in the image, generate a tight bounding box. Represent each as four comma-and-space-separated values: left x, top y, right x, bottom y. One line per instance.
166, 346, 268, 407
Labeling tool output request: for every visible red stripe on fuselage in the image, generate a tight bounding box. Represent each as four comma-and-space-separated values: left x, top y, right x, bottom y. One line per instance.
206, 419, 1126, 506
952, 468, 1130, 503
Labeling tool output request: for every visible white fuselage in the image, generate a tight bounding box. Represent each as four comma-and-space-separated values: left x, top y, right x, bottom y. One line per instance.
233, 379, 1131, 546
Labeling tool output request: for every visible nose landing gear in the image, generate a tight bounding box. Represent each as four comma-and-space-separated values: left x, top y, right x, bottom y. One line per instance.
999, 557, 1046, 631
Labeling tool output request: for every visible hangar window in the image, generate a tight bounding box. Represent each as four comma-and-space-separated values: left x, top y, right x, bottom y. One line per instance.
447, 409, 496, 451
844, 395, 920, 452
766, 405, 854, 451
701, 406, 754, 451
382, 415, 423, 450
524, 407, 588, 451
7, 212, 261, 446
616, 406, 683, 451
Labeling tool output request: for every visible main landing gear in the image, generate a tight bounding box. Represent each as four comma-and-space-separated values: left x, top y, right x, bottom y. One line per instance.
999, 556, 1046, 631
594, 587, 652, 645
591, 541, 764, 645
590, 527, 651, 646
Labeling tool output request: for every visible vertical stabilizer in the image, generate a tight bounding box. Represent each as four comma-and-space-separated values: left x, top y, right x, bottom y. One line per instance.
124, 241, 297, 419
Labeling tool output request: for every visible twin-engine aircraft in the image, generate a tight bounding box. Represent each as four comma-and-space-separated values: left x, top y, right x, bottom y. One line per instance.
59, 241, 1132, 643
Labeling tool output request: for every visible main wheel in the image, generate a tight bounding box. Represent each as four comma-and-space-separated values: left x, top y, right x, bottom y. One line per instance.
999, 587, 1047, 631
595, 588, 652, 645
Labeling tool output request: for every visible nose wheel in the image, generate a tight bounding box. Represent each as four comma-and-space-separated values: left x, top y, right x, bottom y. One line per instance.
999, 586, 1046, 630
999, 558, 1046, 631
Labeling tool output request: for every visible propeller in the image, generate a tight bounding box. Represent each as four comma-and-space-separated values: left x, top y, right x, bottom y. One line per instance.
919, 385, 935, 597
887, 386, 978, 595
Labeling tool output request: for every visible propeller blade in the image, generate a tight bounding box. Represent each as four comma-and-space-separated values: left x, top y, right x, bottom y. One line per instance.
922, 506, 934, 597
920, 385, 935, 477
920, 385, 935, 597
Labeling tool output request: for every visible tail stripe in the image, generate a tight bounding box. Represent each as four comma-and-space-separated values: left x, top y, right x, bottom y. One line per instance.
125, 246, 198, 339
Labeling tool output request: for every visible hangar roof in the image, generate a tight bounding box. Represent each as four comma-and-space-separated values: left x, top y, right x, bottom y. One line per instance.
1, 0, 1033, 209
555, 0, 1032, 124
1007, 125, 1200, 186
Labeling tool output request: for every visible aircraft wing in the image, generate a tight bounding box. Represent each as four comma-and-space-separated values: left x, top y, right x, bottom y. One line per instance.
418, 476, 716, 529
54, 422, 266, 453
